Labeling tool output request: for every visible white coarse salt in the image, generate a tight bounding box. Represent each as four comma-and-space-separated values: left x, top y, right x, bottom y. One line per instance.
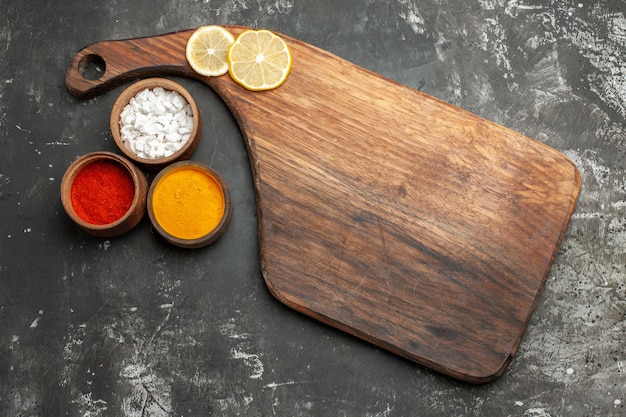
119, 87, 194, 159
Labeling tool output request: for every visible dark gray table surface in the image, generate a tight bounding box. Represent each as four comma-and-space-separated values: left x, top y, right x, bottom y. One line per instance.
1, 1, 624, 416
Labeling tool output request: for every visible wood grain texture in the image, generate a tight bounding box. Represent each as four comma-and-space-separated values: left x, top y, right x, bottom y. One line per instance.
65, 26, 581, 383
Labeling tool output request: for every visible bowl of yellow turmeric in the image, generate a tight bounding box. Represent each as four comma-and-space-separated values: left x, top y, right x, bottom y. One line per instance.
147, 161, 232, 248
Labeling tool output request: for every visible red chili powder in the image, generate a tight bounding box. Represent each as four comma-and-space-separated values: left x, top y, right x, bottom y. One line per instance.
70, 160, 135, 225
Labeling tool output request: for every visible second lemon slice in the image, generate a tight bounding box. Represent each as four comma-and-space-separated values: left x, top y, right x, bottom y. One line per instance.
186, 25, 235, 77
227, 29, 292, 91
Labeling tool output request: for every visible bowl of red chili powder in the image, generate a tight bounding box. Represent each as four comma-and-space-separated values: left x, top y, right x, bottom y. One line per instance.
61, 151, 148, 237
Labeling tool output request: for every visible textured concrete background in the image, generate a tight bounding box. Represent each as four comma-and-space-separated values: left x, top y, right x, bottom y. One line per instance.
1, 0, 625, 416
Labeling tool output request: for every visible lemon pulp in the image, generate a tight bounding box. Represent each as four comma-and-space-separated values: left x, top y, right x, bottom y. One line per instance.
227, 29, 292, 91
186, 25, 235, 77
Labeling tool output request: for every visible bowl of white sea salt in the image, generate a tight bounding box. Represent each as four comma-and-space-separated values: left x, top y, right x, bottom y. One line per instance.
110, 78, 202, 169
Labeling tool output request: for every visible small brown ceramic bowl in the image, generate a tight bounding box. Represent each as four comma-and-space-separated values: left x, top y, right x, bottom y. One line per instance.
110, 78, 202, 170
147, 161, 232, 249
60, 151, 148, 237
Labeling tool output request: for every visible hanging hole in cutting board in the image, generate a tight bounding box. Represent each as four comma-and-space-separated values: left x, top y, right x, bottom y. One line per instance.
78, 54, 106, 80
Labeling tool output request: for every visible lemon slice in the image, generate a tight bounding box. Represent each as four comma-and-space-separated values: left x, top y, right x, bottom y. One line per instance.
227, 29, 292, 91
186, 25, 235, 76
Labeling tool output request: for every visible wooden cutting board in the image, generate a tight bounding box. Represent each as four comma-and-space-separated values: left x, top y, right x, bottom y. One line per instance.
65, 26, 581, 383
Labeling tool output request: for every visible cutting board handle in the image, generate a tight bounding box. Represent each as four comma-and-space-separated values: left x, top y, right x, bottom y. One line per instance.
65, 28, 239, 98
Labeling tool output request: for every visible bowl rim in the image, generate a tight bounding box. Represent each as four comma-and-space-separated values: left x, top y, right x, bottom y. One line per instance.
110, 77, 202, 167
147, 160, 232, 249
60, 151, 146, 231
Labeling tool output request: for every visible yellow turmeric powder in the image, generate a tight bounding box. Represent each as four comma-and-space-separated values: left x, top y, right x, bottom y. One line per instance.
151, 166, 225, 240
